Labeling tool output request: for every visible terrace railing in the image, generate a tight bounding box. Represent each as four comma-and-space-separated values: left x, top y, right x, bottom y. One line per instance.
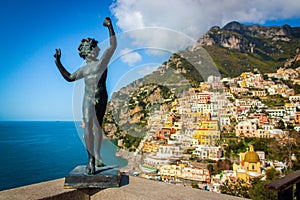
265, 170, 300, 200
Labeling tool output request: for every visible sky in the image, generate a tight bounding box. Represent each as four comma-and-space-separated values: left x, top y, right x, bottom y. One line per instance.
0, 0, 299, 121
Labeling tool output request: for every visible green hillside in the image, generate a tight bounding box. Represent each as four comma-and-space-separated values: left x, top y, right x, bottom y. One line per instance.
200, 21, 300, 77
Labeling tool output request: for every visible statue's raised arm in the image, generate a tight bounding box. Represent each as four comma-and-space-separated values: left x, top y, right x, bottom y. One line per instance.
101, 17, 117, 66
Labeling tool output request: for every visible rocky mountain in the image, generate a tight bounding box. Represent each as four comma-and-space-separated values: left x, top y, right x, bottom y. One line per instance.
198, 21, 300, 76
103, 21, 300, 150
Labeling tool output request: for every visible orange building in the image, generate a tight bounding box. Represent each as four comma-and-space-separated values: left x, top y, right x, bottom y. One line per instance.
252, 114, 269, 125
295, 112, 300, 124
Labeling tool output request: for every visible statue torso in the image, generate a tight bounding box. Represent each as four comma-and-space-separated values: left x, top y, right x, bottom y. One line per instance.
82, 60, 108, 101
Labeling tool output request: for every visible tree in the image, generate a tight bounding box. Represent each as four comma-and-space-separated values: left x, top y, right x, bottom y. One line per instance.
277, 119, 286, 130
248, 174, 278, 200
267, 138, 284, 161
266, 168, 280, 181
220, 179, 251, 198
249, 180, 277, 200
217, 159, 232, 171
207, 164, 214, 175
253, 138, 269, 154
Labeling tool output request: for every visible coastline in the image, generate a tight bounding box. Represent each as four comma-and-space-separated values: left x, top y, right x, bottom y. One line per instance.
116, 148, 142, 175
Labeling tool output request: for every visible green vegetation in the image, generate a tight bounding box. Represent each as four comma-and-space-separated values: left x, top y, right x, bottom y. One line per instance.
265, 168, 281, 181
207, 159, 232, 175
248, 168, 280, 200
249, 180, 277, 200
283, 79, 300, 94
105, 83, 177, 151
202, 24, 300, 78
119, 134, 142, 152
220, 178, 251, 198
224, 131, 300, 171
267, 131, 300, 170
128, 84, 176, 127
221, 168, 279, 199
191, 181, 200, 189
224, 137, 270, 160
205, 45, 275, 77
291, 60, 300, 69
260, 95, 287, 107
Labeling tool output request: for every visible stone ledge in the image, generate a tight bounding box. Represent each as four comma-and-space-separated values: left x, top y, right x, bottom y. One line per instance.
0, 178, 83, 200
0, 176, 246, 200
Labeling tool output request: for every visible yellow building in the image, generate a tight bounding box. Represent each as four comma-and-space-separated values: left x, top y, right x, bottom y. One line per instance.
142, 142, 160, 153
164, 115, 173, 128
193, 121, 220, 146
171, 99, 178, 113
198, 112, 211, 122
240, 72, 254, 79
238, 80, 248, 88
233, 145, 262, 181
200, 83, 210, 91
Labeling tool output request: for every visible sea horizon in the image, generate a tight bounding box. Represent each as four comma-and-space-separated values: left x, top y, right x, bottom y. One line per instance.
0, 121, 127, 191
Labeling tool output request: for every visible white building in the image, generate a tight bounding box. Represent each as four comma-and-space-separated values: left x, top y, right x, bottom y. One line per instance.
219, 114, 231, 127
289, 95, 300, 102
143, 155, 169, 167
266, 109, 285, 117
156, 145, 182, 158
192, 145, 223, 160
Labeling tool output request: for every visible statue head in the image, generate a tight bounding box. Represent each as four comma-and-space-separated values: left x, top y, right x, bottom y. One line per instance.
78, 38, 99, 59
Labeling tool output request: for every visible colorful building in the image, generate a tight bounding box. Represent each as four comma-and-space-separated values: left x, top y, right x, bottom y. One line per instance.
192, 120, 220, 146
159, 164, 210, 183
233, 145, 262, 181
235, 120, 257, 137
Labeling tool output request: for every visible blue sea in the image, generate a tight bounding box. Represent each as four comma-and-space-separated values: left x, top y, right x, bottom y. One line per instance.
0, 121, 127, 191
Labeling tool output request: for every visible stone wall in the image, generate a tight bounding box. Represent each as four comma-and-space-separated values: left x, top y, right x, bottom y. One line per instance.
0, 176, 246, 200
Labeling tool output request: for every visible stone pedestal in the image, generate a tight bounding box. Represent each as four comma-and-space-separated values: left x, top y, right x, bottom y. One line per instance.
64, 165, 121, 189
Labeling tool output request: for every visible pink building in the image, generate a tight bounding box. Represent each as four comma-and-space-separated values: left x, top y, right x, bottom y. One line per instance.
235, 120, 257, 137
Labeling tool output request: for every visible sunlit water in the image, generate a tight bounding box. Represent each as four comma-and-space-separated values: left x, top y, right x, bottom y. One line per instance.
0, 121, 127, 191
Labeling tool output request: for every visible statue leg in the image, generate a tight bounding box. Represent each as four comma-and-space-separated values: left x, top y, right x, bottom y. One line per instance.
83, 102, 96, 175
94, 95, 108, 167
94, 117, 104, 167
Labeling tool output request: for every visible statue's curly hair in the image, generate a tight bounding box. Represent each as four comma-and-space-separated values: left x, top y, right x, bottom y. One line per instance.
78, 38, 98, 59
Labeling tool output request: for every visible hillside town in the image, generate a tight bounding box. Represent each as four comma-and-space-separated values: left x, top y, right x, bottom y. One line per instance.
117, 66, 300, 196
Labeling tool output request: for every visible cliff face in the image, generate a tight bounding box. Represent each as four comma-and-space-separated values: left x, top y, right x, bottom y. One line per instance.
199, 21, 299, 51
196, 21, 300, 77
199, 25, 248, 51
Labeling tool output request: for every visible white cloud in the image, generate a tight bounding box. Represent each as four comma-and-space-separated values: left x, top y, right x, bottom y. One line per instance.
110, 0, 300, 51
137, 65, 158, 76
119, 48, 142, 66
111, 64, 159, 92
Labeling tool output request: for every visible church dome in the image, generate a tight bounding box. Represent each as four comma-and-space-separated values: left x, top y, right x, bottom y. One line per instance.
244, 145, 260, 163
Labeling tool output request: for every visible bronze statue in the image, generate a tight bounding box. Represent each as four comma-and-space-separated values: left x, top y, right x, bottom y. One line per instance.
54, 17, 116, 175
